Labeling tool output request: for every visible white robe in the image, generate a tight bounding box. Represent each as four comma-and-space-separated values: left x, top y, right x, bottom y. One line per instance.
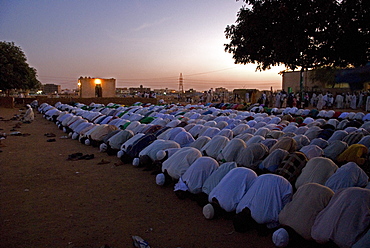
208, 167, 257, 212
202, 162, 237, 195
236, 174, 293, 228
179, 156, 219, 194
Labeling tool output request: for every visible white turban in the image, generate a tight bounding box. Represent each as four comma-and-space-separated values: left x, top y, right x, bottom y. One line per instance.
117, 150, 124, 158
72, 132, 79, 140
132, 157, 140, 167
156, 173, 165, 186
203, 203, 215, 220
156, 150, 166, 161
85, 139, 91, 146
99, 143, 108, 152
272, 228, 289, 247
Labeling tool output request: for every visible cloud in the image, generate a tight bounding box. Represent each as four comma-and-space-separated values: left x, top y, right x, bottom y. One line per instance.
133, 17, 171, 32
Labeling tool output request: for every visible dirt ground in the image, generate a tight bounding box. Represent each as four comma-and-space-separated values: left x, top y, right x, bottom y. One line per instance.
0, 106, 335, 248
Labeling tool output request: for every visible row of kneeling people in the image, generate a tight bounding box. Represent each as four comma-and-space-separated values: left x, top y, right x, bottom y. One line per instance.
38, 101, 370, 248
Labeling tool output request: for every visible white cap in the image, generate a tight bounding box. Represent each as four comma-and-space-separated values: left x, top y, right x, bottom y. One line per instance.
132, 157, 140, 166
156, 173, 165, 186
272, 228, 289, 247
117, 150, 124, 158
156, 150, 166, 160
72, 132, 79, 140
85, 139, 91, 146
99, 143, 108, 152
203, 203, 215, 220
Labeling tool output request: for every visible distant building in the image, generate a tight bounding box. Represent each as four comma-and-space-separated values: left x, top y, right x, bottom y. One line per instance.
43, 84, 61, 94
282, 70, 353, 93
116, 87, 130, 96
78, 77, 116, 98
129, 85, 151, 95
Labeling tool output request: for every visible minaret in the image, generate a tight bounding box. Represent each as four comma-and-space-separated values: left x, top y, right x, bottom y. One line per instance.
178, 73, 184, 94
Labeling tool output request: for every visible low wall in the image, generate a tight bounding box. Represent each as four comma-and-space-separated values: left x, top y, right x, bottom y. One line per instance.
0, 97, 15, 108
1, 96, 158, 108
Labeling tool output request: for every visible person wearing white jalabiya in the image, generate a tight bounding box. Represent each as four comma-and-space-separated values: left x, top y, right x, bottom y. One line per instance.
234, 174, 292, 232
22, 104, 35, 122
217, 138, 246, 163
201, 162, 237, 196
204, 167, 257, 219
174, 156, 219, 197
160, 147, 202, 181
324, 162, 369, 192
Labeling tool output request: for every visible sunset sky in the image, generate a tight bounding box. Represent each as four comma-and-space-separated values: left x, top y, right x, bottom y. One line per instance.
0, 1, 286, 92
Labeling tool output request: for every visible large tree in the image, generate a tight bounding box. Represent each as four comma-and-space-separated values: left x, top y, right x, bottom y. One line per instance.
224, 0, 370, 71
0, 41, 41, 95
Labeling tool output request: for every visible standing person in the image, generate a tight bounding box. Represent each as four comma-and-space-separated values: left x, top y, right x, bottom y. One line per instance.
317, 93, 325, 110
335, 93, 344, 109
275, 92, 281, 108
357, 91, 364, 109
245, 92, 250, 104
345, 92, 351, 109
350, 92, 357, 109
311, 93, 318, 107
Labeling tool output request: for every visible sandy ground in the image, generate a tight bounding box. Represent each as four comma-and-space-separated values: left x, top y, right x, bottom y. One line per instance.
0, 106, 337, 248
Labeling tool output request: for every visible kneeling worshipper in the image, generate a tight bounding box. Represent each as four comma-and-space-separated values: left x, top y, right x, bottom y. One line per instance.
199, 162, 237, 206
311, 187, 370, 248
174, 156, 219, 199
336, 143, 368, 168
258, 148, 289, 173
236, 143, 269, 170
203, 167, 257, 220
272, 183, 334, 247
21, 104, 35, 123
324, 162, 369, 193
103, 129, 134, 156
200, 135, 230, 159
156, 147, 202, 186
123, 133, 157, 162
233, 174, 293, 234
188, 136, 211, 150
216, 138, 246, 163
295, 157, 338, 190
276, 151, 308, 186
132, 139, 180, 168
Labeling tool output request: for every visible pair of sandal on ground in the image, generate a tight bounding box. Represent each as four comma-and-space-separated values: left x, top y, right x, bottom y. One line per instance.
67, 152, 94, 161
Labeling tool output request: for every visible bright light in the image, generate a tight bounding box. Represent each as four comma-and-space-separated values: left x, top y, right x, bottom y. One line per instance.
37, 90, 43, 94
94, 79, 102, 84
78, 80, 81, 86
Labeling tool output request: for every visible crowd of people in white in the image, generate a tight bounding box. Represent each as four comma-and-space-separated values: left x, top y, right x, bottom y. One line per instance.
37, 100, 370, 248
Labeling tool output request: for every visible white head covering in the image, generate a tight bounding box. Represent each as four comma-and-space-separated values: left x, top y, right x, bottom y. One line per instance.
203, 203, 215, 219
99, 143, 108, 152
132, 157, 140, 166
156, 173, 165, 186
156, 150, 166, 161
272, 228, 289, 247
85, 139, 91, 146
117, 150, 124, 158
